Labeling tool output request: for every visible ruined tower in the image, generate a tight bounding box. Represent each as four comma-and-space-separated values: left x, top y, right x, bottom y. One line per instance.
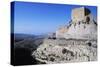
72, 7, 91, 22
56, 7, 97, 40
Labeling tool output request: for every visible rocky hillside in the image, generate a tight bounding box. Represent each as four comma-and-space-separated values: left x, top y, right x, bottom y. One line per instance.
32, 39, 97, 64
32, 7, 97, 64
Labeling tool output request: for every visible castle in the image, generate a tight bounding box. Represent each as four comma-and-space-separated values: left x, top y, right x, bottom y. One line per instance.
71, 7, 92, 22
32, 7, 97, 64
56, 7, 97, 40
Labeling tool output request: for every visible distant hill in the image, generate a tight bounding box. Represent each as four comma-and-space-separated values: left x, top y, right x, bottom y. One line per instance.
12, 33, 48, 65
13, 33, 35, 42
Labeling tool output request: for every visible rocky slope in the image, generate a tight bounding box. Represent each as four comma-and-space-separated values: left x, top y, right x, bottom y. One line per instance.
32, 39, 97, 64
32, 7, 97, 64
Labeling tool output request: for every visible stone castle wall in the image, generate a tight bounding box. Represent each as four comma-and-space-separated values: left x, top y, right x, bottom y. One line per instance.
71, 7, 85, 22
56, 7, 97, 40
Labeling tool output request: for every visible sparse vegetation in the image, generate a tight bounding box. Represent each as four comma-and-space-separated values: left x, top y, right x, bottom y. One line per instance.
62, 48, 67, 54
50, 57, 55, 62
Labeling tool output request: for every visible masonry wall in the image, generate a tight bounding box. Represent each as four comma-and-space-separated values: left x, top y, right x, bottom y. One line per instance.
71, 7, 85, 22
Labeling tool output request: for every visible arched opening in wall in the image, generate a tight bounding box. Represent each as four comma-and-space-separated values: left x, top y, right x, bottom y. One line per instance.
86, 17, 90, 24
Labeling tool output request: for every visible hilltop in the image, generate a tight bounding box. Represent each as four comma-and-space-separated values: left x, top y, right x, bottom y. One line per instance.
32, 7, 97, 64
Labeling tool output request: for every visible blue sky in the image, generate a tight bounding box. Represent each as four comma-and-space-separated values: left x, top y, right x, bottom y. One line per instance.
12, 1, 97, 35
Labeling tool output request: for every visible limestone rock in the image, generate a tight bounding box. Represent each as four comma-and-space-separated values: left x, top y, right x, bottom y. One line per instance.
32, 39, 97, 63
32, 7, 97, 64
56, 7, 97, 40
